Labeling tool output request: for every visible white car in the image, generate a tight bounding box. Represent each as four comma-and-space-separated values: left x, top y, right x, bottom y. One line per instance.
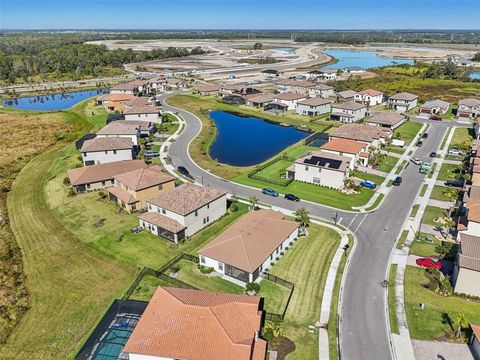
448, 149, 464, 156
411, 157, 422, 165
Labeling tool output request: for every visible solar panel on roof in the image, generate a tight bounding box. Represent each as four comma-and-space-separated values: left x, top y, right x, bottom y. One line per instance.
304, 156, 342, 169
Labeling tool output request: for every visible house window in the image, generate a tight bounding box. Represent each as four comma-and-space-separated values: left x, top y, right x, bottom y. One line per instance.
101, 181, 106, 186
162, 208, 166, 214
203, 216, 210, 224
207, 203, 210, 209
148, 204, 152, 210
195, 210, 198, 217
305, 166, 309, 171
270, 254, 273, 260
105, 151, 108, 154
86, 184, 91, 189
83, 152, 87, 157
158, 184, 163, 190
313, 177, 321, 184
113, 150, 117, 155
219, 263, 224, 272
111, 180, 114, 185
200, 256, 205, 264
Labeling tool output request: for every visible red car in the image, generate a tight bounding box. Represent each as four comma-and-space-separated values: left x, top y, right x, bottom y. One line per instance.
416, 257, 442, 269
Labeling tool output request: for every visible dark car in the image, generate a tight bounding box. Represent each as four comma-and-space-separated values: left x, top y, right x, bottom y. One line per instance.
422, 133, 429, 139
284, 193, 300, 202
177, 166, 190, 176
392, 176, 403, 186
445, 179, 464, 188
430, 115, 442, 121
429, 152, 437, 158
416, 140, 423, 147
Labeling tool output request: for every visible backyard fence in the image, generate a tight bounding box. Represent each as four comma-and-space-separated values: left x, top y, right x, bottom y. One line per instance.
247, 154, 295, 187
260, 272, 295, 322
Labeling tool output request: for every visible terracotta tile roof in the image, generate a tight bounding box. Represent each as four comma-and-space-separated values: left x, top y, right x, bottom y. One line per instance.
464, 185, 480, 202
80, 137, 133, 152
459, 233, 480, 259
368, 112, 406, 126
114, 165, 174, 191
330, 124, 391, 143
123, 287, 266, 360
111, 80, 148, 91
466, 200, 480, 222
147, 184, 226, 216
337, 90, 358, 99
298, 97, 332, 106
321, 138, 366, 154
389, 92, 418, 101
274, 92, 306, 101
102, 93, 136, 102
458, 254, 480, 272
123, 104, 159, 115
121, 96, 150, 108
332, 101, 366, 111
359, 89, 383, 96
199, 209, 299, 273
138, 212, 186, 233
471, 324, 480, 340
107, 186, 138, 204
67, 160, 146, 186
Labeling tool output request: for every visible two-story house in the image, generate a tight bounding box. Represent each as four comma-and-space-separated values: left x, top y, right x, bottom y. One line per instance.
80, 137, 134, 166
354, 89, 384, 106
296, 97, 332, 116
387, 92, 419, 113
308, 84, 335, 99
330, 101, 367, 123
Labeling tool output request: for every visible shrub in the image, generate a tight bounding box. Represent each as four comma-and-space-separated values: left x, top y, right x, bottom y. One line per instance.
285, 247, 289, 251
67, 188, 76, 197
170, 264, 181, 273
197, 264, 214, 274
63, 176, 70, 186
280, 251, 285, 256
229, 202, 238, 212
275, 257, 280, 261
289, 242, 293, 246
245, 282, 260, 294
98, 191, 107, 199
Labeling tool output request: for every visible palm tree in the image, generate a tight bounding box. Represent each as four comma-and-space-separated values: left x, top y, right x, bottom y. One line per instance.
249, 196, 258, 210
295, 207, 311, 228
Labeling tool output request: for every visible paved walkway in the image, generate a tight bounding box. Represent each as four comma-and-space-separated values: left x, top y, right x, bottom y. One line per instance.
428, 199, 455, 209
412, 339, 474, 360
356, 165, 389, 177
390, 125, 456, 360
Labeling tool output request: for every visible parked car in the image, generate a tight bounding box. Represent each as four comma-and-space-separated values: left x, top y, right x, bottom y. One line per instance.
177, 166, 190, 176
144, 151, 159, 158
445, 179, 465, 188
416, 140, 423, 147
430, 115, 442, 121
360, 181, 377, 189
448, 149, 463, 156
392, 176, 402, 186
429, 152, 437, 158
422, 133, 429, 139
262, 188, 279, 197
411, 157, 422, 165
284, 193, 300, 202
416, 257, 442, 269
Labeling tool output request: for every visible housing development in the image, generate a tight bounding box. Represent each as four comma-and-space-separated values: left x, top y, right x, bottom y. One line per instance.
1, 8, 480, 360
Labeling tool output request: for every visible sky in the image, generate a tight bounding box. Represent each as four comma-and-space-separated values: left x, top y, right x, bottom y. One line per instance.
1, 0, 479, 30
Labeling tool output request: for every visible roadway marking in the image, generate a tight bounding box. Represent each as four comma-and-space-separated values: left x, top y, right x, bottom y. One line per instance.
346, 214, 358, 229
352, 214, 368, 233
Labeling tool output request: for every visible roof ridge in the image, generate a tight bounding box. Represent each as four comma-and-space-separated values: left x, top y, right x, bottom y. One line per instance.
208, 303, 252, 346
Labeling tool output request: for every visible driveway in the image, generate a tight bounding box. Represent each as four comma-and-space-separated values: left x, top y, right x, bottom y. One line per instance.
413, 339, 474, 360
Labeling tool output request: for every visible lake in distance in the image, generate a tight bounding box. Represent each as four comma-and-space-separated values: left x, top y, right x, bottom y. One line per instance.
3, 89, 108, 111
209, 111, 308, 167
323, 49, 413, 69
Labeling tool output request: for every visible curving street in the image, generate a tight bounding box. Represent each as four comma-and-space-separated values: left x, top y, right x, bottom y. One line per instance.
160, 92, 455, 360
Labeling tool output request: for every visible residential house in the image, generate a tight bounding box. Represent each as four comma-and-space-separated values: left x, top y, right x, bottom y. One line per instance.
139, 184, 227, 243
219, 84, 260, 98
452, 233, 480, 297
304, 69, 337, 81
330, 123, 392, 148
387, 92, 419, 113
308, 84, 335, 99
194, 84, 221, 96
273, 92, 306, 110
96, 93, 136, 112
107, 165, 175, 213
110, 80, 149, 95
457, 98, 480, 120
458, 199, 480, 236
122, 287, 267, 360
355, 89, 384, 106
123, 104, 161, 123
80, 137, 134, 166
320, 138, 369, 168
337, 90, 358, 103
287, 150, 351, 189
330, 101, 367, 123
275, 79, 316, 95
470, 324, 480, 359
262, 69, 283, 78
245, 94, 275, 108
67, 160, 147, 193
343, 67, 366, 74
366, 112, 406, 130
419, 99, 451, 117
199, 209, 299, 283
296, 98, 332, 116
96, 121, 155, 146
165, 78, 186, 90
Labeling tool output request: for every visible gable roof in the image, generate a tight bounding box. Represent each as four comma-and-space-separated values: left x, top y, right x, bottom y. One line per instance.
275, 79, 316, 88
421, 99, 450, 110
332, 101, 366, 111
114, 165, 174, 191
97, 121, 151, 135
466, 200, 480, 222
359, 89, 383, 96
337, 90, 358, 99
248, 94, 276, 104
123, 104, 159, 115
123, 287, 266, 360
274, 92, 306, 101
138, 212, 186, 233
199, 209, 299, 273
147, 183, 226, 216
367, 112, 406, 126
99, 93, 136, 102
459, 98, 480, 107
195, 84, 221, 93
80, 137, 133, 153
459, 233, 480, 259
298, 97, 332, 107
330, 123, 391, 143
321, 138, 366, 154
67, 160, 147, 186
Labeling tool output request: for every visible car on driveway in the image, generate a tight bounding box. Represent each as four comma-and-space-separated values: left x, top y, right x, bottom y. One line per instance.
416, 257, 442, 269
262, 188, 279, 197
392, 176, 402, 186
360, 181, 377, 189
411, 157, 422, 165
284, 193, 300, 202
445, 179, 464, 188
448, 149, 464, 157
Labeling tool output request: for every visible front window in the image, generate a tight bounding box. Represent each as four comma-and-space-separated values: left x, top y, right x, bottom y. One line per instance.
195, 210, 198, 217
219, 263, 224, 271
200, 256, 205, 264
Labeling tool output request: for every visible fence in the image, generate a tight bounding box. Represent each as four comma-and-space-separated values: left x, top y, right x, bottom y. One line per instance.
247, 154, 295, 187
260, 272, 295, 322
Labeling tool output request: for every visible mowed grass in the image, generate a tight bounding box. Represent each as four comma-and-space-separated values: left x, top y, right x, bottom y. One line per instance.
393, 121, 423, 145
388, 265, 399, 334
405, 266, 480, 340
448, 127, 473, 150
270, 225, 340, 359
377, 155, 400, 173
350, 170, 386, 185
437, 163, 464, 181
421, 206, 448, 227
430, 185, 459, 202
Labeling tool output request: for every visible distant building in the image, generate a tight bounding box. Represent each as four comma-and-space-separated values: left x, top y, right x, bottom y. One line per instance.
245, 94, 275, 108
419, 99, 450, 117
387, 92, 419, 113
275, 79, 316, 95
273, 92, 306, 110
366, 112, 406, 130
330, 101, 367, 123
110, 80, 149, 95
343, 67, 366, 74
458, 98, 480, 120
80, 137, 134, 166
330, 123, 392, 148
194, 84, 221, 96
296, 98, 332, 116
262, 69, 283, 78
308, 84, 335, 99
337, 90, 358, 103
304, 69, 337, 81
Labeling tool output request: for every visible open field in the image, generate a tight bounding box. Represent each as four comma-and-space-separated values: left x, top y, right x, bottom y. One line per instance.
405, 266, 480, 340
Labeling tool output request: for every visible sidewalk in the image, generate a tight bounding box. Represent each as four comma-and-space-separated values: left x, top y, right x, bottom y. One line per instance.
390, 125, 455, 360
427, 198, 455, 209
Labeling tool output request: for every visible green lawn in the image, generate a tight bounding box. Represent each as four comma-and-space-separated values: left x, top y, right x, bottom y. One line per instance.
395, 160, 407, 175
405, 266, 480, 340
410, 204, 420, 218
130, 274, 173, 301
396, 230, 409, 250
421, 206, 448, 227
256, 159, 294, 181
448, 127, 473, 150
384, 145, 406, 155
430, 186, 459, 202
377, 155, 399, 173
409, 236, 441, 257
388, 265, 399, 334
419, 184, 428, 197
393, 121, 423, 145
437, 163, 464, 181
350, 170, 385, 185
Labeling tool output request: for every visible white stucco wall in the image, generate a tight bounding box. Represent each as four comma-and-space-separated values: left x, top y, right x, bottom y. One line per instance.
453, 267, 480, 297
331, 106, 367, 122
128, 353, 173, 360
82, 148, 132, 166
97, 134, 138, 146
78, 179, 115, 192
293, 163, 346, 189
296, 103, 331, 116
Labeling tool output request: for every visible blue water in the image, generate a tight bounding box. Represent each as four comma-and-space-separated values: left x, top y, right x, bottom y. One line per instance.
2, 89, 108, 111
323, 49, 413, 69
470, 72, 480, 80
273, 47, 294, 53
209, 111, 308, 166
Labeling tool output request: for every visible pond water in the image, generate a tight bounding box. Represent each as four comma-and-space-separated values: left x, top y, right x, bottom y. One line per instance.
470, 72, 480, 80
273, 47, 295, 53
209, 111, 308, 167
2, 89, 108, 111
323, 49, 413, 69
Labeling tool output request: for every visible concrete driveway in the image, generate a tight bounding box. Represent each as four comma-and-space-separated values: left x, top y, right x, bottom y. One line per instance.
413, 339, 474, 360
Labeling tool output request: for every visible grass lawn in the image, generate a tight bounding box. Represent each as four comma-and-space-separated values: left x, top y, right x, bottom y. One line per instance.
405, 266, 480, 340
393, 121, 423, 145
396, 230, 409, 250
388, 265, 399, 334
410, 204, 420, 218
430, 186, 459, 202
350, 170, 385, 185
377, 155, 399, 173
409, 236, 441, 257
395, 160, 407, 175
384, 146, 405, 155
269, 224, 341, 359
130, 274, 173, 301
256, 159, 294, 181
428, 162, 437, 179
448, 127, 473, 150
421, 206, 448, 227
437, 163, 464, 181
419, 184, 428, 197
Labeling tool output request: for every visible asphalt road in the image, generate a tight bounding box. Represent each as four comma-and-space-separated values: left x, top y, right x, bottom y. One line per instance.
160, 92, 450, 360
